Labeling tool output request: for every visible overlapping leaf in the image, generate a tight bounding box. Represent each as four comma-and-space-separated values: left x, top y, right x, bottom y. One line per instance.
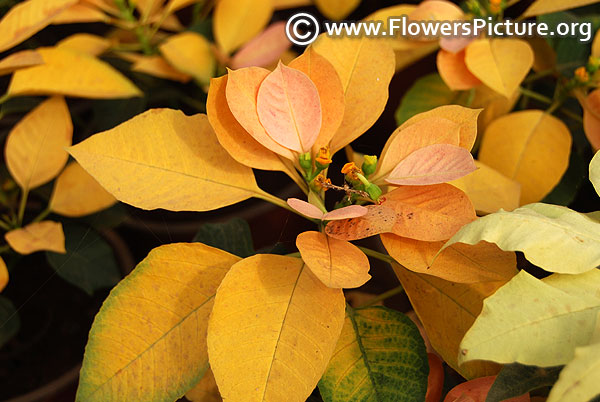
437, 49, 481, 91
459, 270, 600, 367
0, 50, 43, 76
231, 22, 292, 69
76, 243, 240, 401
5, 221, 66, 255
319, 306, 429, 402
547, 341, 600, 402
213, 0, 273, 54
442, 203, 600, 274
207, 254, 345, 402
315, 0, 360, 20
159, 32, 215, 85
56, 33, 111, 56
444, 376, 530, 402
296, 231, 370, 288
68, 109, 264, 212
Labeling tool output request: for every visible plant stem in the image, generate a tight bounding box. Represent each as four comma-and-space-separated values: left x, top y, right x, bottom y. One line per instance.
358, 246, 395, 264
558, 108, 584, 123
519, 87, 552, 104
31, 206, 51, 223
0, 220, 11, 231
16, 188, 28, 226
547, 101, 562, 115
115, 0, 152, 54
0, 245, 9, 254
359, 285, 405, 308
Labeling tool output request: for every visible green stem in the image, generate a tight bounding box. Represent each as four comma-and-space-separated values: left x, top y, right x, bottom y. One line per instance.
359, 285, 405, 308
115, 0, 152, 55
31, 206, 51, 224
0, 245, 9, 254
558, 108, 584, 123
547, 101, 562, 115
358, 246, 395, 265
0, 220, 11, 231
17, 188, 28, 226
519, 87, 552, 104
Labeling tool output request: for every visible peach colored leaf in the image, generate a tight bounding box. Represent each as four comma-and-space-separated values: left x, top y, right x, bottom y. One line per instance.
131, 55, 192, 83
478, 110, 572, 205
288, 46, 345, 151
374, 117, 461, 184
582, 89, 600, 151
207, 75, 290, 171
0, 0, 78, 53
323, 205, 367, 221
386, 144, 477, 186
5, 96, 72, 190
381, 234, 517, 283
296, 231, 371, 288
257, 62, 322, 153
159, 32, 215, 85
0, 50, 43, 76
0, 257, 7, 292
313, 35, 395, 152
450, 160, 521, 214
207, 255, 345, 402
325, 205, 398, 240
315, 0, 360, 20
440, 37, 473, 54
384, 184, 476, 241
213, 0, 273, 54
9, 47, 142, 99
231, 22, 292, 69
464, 39, 533, 98
49, 161, 117, 217
398, 105, 482, 151
287, 198, 325, 220
409, 0, 464, 24
5, 221, 66, 255
56, 34, 111, 56
444, 376, 530, 402
68, 109, 264, 212
437, 49, 482, 91
52, 3, 109, 24
225, 67, 295, 160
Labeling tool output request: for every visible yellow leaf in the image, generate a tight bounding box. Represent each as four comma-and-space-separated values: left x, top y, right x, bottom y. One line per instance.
207, 75, 290, 171
5, 96, 72, 190
288, 46, 345, 152
0, 0, 78, 53
49, 161, 117, 217
130, 0, 163, 19
450, 160, 521, 214
373, 117, 461, 184
296, 231, 371, 288
207, 254, 346, 402
166, 0, 200, 13
131, 54, 191, 83
437, 49, 482, 91
5, 221, 66, 255
393, 263, 506, 379
52, 3, 109, 24
381, 234, 517, 283
593, 30, 600, 58
465, 39, 533, 98
159, 32, 215, 85
273, 0, 311, 8
470, 85, 519, 133
479, 110, 572, 205
81, 0, 120, 15
77, 243, 240, 401
315, 0, 360, 20
213, 0, 273, 54
313, 35, 395, 153
522, 0, 600, 17
394, 42, 439, 72
9, 47, 142, 99
0, 257, 7, 292
68, 109, 265, 212
528, 37, 556, 72
56, 33, 111, 56
0, 50, 43, 76
186, 368, 222, 402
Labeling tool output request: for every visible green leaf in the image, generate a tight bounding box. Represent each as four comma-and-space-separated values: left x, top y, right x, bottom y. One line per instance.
460, 270, 600, 367
193, 218, 254, 258
318, 305, 429, 402
46, 223, 121, 295
441, 203, 600, 274
486, 363, 562, 402
548, 341, 600, 402
77, 243, 240, 401
0, 295, 19, 348
395, 74, 468, 126
591, 151, 600, 196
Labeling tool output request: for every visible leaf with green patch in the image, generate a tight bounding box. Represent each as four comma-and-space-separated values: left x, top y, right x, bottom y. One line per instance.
318, 305, 429, 402
46, 223, 121, 295
486, 363, 562, 402
0, 296, 19, 348
193, 218, 254, 258
395, 74, 469, 126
